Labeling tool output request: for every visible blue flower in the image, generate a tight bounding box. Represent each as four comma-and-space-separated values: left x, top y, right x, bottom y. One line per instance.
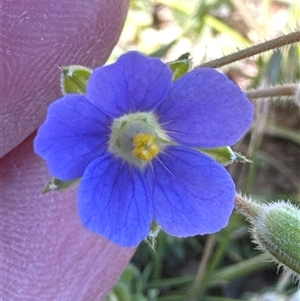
34, 52, 254, 247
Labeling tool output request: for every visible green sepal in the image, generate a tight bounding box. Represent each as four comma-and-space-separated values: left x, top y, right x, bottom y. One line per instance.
61, 65, 92, 94
168, 53, 191, 80
42, 177, 80, 194
145, 222, 161, 250
199, 146, 252, 166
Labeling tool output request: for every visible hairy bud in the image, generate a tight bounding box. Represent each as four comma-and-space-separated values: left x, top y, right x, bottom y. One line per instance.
235, 194, 300, 279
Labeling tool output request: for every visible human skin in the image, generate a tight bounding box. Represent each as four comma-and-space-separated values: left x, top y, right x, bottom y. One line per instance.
1, 1, 135, 300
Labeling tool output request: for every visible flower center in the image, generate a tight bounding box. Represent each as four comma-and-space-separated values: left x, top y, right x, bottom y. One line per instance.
108, 112, 170, 168
132, 133, 160, 161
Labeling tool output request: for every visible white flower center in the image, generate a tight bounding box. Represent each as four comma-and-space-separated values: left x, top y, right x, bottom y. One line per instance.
108, 112, 170, 168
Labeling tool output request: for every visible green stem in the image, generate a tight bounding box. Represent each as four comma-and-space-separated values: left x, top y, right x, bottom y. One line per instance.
147, 254, 272, 290
208, 253, 272, 287
186, 234, 216, 301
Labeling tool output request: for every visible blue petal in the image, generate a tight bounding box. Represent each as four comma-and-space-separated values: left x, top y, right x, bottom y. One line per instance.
147, 146, 235, 237
156, 68, 254, 147
78, 155, 153, 247
34, 95, 110, 181
86, 52, 173, 117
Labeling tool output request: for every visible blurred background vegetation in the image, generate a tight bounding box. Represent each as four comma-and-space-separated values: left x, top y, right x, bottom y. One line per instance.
105, 0, 300, 300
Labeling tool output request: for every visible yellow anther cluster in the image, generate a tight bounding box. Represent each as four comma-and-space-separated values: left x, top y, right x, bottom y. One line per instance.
132, 133, 160, 161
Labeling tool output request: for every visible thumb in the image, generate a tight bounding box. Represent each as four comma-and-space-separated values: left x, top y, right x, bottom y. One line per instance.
1, 133, 135, 300
1, 0, 129, 157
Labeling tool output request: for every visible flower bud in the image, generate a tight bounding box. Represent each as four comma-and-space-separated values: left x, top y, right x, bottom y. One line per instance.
235, 195, 300, 279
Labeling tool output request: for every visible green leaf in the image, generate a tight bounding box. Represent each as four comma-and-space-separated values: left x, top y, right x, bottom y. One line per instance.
119, 264, 140, 284
199, 147, 252, 166
168, 53, 191, 80
61, 65, 92, 94
203, 14, 251, 47
42, 177, 79, 194
107, 282, 132, 301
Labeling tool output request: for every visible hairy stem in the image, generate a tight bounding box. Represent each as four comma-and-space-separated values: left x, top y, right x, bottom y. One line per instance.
198, 31, 300, 68
246, 84, 297, 99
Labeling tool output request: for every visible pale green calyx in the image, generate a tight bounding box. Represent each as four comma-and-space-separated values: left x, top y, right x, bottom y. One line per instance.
109, 112, 171, 168
235, 194, 300, 279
